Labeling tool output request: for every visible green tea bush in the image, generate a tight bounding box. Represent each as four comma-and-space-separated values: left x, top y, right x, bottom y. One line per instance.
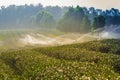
0, 39, 120, 79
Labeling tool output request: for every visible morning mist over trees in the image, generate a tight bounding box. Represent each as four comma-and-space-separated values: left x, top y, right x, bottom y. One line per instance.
0, 4, 120, 33
0, 1, 120, 79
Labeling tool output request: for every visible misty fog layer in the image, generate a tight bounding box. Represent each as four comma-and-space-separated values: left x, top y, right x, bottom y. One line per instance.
0, 29, 96, 49
15, 28, 120, 46
15, 32, 97, 46
0, 27, 119, 50
101, 25, 120, 39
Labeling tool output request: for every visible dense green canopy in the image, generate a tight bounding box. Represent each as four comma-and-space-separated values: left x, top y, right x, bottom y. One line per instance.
58, 6, 90, 33
35, 11, 55, 28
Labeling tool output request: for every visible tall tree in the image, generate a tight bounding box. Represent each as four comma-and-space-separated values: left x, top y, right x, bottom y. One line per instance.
93, 15, 105, 29
35, 11, 55, 28
58, 6, 90, 33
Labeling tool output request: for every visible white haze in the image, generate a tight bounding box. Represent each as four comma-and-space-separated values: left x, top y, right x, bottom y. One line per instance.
0, 26, 119, 49
20, 25, 120, 46
20, 32, 98, 46
101, 25, 120, 39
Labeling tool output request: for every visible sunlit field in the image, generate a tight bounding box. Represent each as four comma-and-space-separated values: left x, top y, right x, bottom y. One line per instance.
0, 29, 101, 50
0, 29, 119, 79
0, 29, 61, 50
0, 38, 120, 79
0, 0, 120, 79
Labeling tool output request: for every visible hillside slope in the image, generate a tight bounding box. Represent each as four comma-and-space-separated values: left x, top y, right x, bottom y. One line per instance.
0, 39, 120, 80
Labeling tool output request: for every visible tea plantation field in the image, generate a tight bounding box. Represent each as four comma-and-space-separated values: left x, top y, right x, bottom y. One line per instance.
0, 39, 120, 80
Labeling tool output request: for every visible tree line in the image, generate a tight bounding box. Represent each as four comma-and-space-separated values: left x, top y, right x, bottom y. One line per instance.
0, 4, 120, 33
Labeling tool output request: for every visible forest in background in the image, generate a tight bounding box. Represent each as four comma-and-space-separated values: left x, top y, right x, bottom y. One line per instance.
0, 3, 120, 33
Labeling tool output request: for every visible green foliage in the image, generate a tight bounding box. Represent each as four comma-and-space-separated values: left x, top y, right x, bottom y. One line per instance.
58, 6, 91, 33
113, 58, 120, 73
93, 15, 105, 29
80, 16, 91, 32
0, 39, 120, 79
35, 11, 56, 28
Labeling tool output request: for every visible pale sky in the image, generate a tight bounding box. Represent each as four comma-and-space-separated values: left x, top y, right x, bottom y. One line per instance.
0, 0, 120, 10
